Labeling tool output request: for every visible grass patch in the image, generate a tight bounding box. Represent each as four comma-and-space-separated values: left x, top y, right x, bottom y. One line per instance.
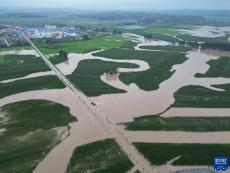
133, 28, 181, 42
120, 41, 137, 49
0, 75, 65, 99
125, 115, 230, 132
68, 59, 138, 96
173, 84, 230, 108
94, 48, 187, 91
48, 55, 69, 64
0, 100, 76, 173
0, 46, 31, 52
37, 36, 128, 54
140, 45, 192, 52
82, 47, 101, 53
0, 55, 50, 81
134, 143, 230, 166
196, 57, 230, 78
65, 139, 133, 173
141, 32, 180, 43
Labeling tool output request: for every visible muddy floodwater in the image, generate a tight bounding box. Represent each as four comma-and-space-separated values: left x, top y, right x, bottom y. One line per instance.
92, 50, 230, 123
178, 26, 230, 38
161, 108, 230, 118
0, 88, 109, 173
1, 33, 230, 173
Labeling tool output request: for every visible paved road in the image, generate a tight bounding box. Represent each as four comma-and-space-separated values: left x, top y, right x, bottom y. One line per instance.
22, 33, 155, 173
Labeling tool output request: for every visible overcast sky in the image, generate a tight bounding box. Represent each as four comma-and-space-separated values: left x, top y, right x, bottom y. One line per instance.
1, 0, 230, 10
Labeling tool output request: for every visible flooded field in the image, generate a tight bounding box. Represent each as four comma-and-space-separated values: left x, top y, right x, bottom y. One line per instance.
1, 32, 230, 173
0, 88, 109, 173
161, 108, 230, 118
92, 50, 230, 122
178, 26, 230, 38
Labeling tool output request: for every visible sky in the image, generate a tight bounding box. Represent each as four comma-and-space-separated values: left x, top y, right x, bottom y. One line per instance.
1, 0, 230, 10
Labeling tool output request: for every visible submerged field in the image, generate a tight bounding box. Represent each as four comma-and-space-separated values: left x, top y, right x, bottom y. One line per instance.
124, 115, 230, 132
68, 59, 138, 96
0, 100, 76, 173
134, 143, 230, 165
133, 25, 230, 43
1, 22, 230, 173
196, 56, 230, 78
0, 55, 50, 81
94, 48, 187, 91
139, 45, 192, 52
0, 75, 65, 99
173, 84, 230, 108
0, 54, 68, 81
65, 139, 133, 173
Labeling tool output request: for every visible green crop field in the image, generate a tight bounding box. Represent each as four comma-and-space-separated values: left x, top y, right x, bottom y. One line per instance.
0, 75, 65, 99
37, 36, 128, 54
65, 139, 133, 173
134, 143, 230, 166
139, 45, 192, 52
124, 115, 230, 132
0, 15, 119, 27
0, 55, 50, 81
94, 48, 187, 91
120, 41, 137, 49
0, 46, 31, 52
0, 100, 76, 173
68, 59, 138, 96
173, 84, 230, 108
135, 25, 194, 36
196, 57, 230, 78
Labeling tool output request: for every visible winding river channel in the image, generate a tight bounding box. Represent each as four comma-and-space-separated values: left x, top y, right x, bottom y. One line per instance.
1, 33, 230, 173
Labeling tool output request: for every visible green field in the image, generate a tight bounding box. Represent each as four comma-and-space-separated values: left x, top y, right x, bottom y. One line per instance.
120, 41, 137, 49
173, 84, 230, 108
139, 45, 192, 52
0, 75, 65, 99
125, 115, 230, 132
37, 36, 128, 54
132, 26, 194, 43
65, 139, 133, 173
135, 27, 181, 36
0, 46, 31, 52
94, 48, 187, 91
68, 59, 138, 96
0, 100, 76, 173
196, 57, 230, 78
135, 31, 180, 43
134, 143, 230, 165
0, 55, 50, 81
0, 16, 118, 27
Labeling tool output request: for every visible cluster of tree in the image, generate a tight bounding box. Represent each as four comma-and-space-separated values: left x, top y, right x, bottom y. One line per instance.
12, 40, 29, 47
0, 43, 7, 48
105, 68, 119, 75
78, 12, 207, 26
58, 50, 68, 61
3, 12, 46, 18
138, 15, 205, 26
143, 33, 179, 43
32, 36, 85, 45
202, 42, 230, 51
